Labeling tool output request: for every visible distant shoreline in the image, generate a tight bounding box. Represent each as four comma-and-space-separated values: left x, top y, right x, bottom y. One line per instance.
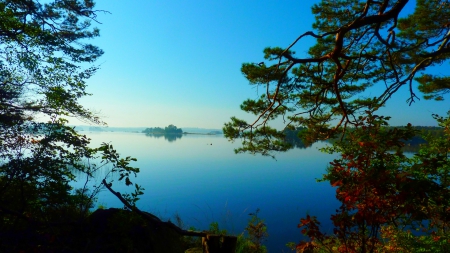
71, 126, 223, 134
182, 132, 221, 135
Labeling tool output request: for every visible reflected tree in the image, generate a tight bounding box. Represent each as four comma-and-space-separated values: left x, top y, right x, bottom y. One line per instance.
164, 133, 183, 142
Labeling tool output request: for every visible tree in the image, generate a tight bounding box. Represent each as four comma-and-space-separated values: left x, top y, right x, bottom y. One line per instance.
223, 0, 450, 154
297, 113, 450, 252
223, 0, 450, 252
165, 124, 183, 134
0, 1, 141, 251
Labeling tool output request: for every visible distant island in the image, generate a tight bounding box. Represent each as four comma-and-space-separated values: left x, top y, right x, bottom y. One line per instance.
141, 125, 223, 142
142, 124, 183, 135
71, 125, 223, 134
142, 125, 222, 135
142, 125, 183, 142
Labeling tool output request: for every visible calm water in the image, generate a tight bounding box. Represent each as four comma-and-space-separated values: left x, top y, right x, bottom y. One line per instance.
73, 132, 339, 252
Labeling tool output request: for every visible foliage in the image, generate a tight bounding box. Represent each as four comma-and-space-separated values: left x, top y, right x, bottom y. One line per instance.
241, 208, 269, 253
181, 210, 268, 253
203, 210, 269, 253
223, 1, 450, 251
284, 126, 310, 149
224, 0, 450, 155
0, 0, 142, 251
208, 221, 229, 236
379, 225, 450, 252
297, 112, 450, 253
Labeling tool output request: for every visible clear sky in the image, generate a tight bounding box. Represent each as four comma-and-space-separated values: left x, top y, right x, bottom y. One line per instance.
75, 0, 448, 129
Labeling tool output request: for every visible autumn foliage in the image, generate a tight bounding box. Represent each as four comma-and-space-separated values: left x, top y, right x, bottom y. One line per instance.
297, 112, 450, 252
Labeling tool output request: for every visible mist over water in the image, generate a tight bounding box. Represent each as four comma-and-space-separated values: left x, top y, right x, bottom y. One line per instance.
73, 131, 339, 252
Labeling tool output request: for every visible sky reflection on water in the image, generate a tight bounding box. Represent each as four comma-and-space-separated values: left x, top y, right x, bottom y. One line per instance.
74, 131, 339, 252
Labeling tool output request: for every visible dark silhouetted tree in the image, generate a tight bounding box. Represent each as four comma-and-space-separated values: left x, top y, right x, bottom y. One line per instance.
0, 1, 141, 251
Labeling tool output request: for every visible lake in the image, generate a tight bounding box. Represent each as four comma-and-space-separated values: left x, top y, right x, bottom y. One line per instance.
73, 131, 339, 252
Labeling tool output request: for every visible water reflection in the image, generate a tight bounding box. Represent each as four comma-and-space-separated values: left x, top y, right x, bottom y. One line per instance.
285, 136, 309, 149
80, 132, 339, 252
142, 131, 311, 148
144, 133, 182, 142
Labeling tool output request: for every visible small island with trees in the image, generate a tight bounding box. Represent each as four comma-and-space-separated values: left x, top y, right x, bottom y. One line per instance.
142, 125, 222, 136
142, 124, 183, 142
142, 125, 223, 142
142, 124, 183, 135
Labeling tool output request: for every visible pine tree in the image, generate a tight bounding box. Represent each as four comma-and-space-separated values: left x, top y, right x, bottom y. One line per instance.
224, 0, 450, 155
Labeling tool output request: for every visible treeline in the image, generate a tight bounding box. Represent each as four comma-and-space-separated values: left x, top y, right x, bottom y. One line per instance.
142, 124, 183, 135
283, 127, 309, 149
394, 126, 444, 152
282, 126, 445, 152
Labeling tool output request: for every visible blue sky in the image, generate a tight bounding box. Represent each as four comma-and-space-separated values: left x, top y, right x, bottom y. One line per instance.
76, 0, 448, 129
